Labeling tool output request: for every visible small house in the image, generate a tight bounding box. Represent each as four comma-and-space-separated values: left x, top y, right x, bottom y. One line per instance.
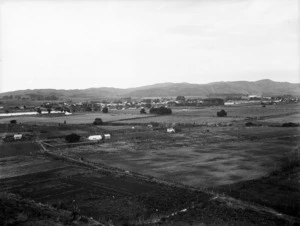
104, 134, 111, 139
88, 135, 102, 141
167, 128, 175, 133
13, 134, 22, 140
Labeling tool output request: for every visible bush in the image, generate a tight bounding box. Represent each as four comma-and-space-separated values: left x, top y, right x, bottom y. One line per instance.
102, 107, 108, 113
245, 122, 255, 127
65, 133, 81, 143
282, 122, 299, 127
145, 103, 152, 109
93, 118, 103, 125
10, 120, 17, 124
140, 108, 147, 114
217, 109, 227, 117
150, 106, 172, 115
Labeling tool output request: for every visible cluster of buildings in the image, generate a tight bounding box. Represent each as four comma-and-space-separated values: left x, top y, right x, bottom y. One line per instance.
1, 94, 299, 115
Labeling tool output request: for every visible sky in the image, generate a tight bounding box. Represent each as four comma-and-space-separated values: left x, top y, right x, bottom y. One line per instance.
0, 0, 299, 92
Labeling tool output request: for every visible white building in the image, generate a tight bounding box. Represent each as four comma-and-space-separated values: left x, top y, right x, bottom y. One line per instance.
104, 134, 111, 139
167, 128, 175, 133
88, 135, 102, 141
13, 134, 22, 140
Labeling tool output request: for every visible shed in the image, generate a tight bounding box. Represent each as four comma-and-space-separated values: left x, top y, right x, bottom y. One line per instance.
88, 135, 102, 141
14, 134, 22, 140
167, 128, 175, 133
104, 134, 111, 139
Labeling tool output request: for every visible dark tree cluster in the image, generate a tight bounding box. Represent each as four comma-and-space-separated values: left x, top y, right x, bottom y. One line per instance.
10, 120, 17, 124
217, 109, 227, 117
282, 122, 299, 127
93, 118, 103, 125
102, 107, 108, 113
36, 108, 42, 114
140, 108, 147, 114
65, 133, 81, 143
150, 106, 172, 115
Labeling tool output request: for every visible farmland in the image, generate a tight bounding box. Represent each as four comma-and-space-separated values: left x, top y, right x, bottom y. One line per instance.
0, 102, 299, 225
112, 103, 300, 125
0, 111, 153, 125
58, 126, 300, 187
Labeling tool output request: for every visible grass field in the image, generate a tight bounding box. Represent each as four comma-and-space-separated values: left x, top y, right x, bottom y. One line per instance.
261, 113, 300, 123
1, 103, 299, 224
0, 103, 299, 126
0, 112, 152, 125
0, 141, 214, 225
111, 103, 300, 125
58, 126, 300, 188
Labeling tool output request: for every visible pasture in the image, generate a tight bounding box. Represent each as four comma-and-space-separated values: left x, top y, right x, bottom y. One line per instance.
0, 111, 151, 125
112, 103, 300, 125
0, 140, 212, 225
58, 126, 300, 188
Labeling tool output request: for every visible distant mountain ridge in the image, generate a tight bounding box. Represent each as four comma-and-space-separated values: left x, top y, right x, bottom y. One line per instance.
1, 79, 299, 99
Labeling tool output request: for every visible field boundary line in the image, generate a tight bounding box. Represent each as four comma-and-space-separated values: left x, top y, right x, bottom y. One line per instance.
36, 141, 300, 224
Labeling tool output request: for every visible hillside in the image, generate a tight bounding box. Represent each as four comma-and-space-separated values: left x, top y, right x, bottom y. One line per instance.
0, 79, 299, 99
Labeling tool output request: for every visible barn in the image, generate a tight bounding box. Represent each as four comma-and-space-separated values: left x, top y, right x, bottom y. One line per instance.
88, 135, 102, 141
167, 128, 175, 133
13, 134, 23, 140
104, 134, 111, 139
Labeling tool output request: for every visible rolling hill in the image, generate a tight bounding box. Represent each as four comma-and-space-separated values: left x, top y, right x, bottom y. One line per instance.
0, 79, 299, 99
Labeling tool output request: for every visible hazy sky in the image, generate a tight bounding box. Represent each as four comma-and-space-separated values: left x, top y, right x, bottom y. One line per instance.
0, 0, 299, 92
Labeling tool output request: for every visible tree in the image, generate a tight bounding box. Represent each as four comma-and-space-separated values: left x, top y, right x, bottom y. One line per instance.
102, 106, 108, 113
176, 96, 186, 103
140, 108, 147, 114
65, 133, 81, 143
145, 103, 152, 109
93, 118, 103, 125
36, 108, 42, 114
150, 106, 172, 115
10, 120, 17, 124
47, 108, 52, 114
217, 109, 227, 117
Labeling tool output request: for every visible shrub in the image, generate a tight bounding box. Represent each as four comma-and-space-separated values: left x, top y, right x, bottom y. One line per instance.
150, 106, 172, 115
282, 122, 299, 127
245, 122, 255, 127
140, 108, 147, 114
145, 103, 152, 109
10, 119, 17, 124
102, 107, 108, 113
217, 109, 227, 117
93, 118, 103, 125
65, 133, 81, 143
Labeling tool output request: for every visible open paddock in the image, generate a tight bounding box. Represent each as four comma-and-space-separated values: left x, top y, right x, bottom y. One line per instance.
112, 115, 238, 125
58, 126, 300, 188
0, 142, 40, 158
0, 142, 211, 225
0, 112, 151, 125
260, 113, 300, 124
110, 103, 300, 125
